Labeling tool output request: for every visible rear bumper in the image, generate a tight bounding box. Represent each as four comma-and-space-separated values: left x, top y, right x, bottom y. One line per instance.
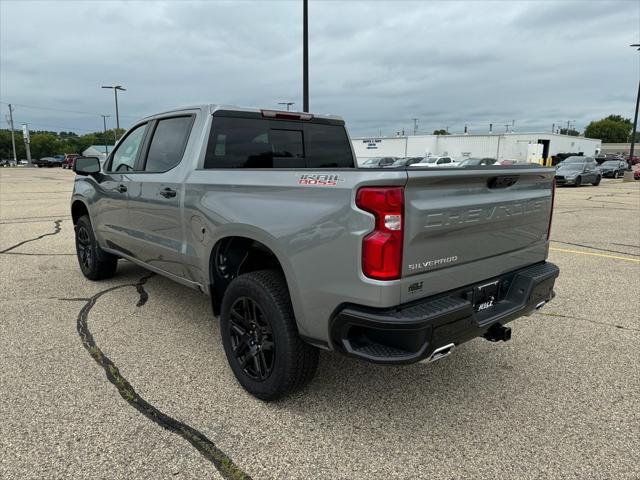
330, 262, 559, 364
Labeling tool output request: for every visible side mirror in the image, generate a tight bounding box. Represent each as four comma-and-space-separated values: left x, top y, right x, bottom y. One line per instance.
73, 156, 101, 176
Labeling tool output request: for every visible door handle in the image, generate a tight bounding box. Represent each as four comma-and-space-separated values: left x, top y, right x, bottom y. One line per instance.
159, 187, 177, 198
117, 184, 127, 193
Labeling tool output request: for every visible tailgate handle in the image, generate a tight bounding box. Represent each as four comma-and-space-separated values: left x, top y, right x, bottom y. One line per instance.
488, 176, 519, 189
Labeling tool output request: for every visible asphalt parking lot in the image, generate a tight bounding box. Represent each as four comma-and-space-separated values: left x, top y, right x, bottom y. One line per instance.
1, 167, 639, 479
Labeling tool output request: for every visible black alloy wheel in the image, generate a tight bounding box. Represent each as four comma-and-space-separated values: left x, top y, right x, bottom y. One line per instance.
76, 224, 93, 271
228, 296, 275, 381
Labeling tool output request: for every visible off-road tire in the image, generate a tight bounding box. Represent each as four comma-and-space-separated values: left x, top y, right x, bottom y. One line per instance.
75, 215, 118, 280
220, 270, 319, 401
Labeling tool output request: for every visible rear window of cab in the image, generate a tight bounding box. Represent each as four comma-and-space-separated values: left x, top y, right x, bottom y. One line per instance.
204, 117, 354, 169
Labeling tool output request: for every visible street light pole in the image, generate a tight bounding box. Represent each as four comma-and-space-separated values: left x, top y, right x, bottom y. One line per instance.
101, 85, 126, 140
303, 0, 309, 112
629, 80, 639, 165
101, 115, 110, 154
6, 104, 17, 164
625, 44, 640, 180
278, 102, 295, 111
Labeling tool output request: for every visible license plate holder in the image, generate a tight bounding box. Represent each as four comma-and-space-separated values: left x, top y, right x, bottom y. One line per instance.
473, 280, 500, 312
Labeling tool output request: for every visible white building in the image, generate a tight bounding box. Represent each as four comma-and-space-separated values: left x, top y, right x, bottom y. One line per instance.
82, 145, 114, 160
352, 133, 602, 165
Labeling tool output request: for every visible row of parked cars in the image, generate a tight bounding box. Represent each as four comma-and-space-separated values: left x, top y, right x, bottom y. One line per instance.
360, 155, 502, 168
33, 154, 79, 168
554, 155, 640, 186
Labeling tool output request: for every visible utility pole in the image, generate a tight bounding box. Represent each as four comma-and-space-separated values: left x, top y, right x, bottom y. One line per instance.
102, 85, 126, 139
412, 118, 419, 135
628, 44, 640, 179
7, 104, 17, 164
101, 115, 111, 154
303, 0, 309, 112
278, 102, 295, 111
628, 80, 639, 171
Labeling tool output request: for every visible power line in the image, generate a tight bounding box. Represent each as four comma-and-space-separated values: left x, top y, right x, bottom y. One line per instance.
0, 101, 140, 118
8, 119, 101, 133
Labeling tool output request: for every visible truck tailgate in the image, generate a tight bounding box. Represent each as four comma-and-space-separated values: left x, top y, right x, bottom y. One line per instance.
403, 168, 554, 280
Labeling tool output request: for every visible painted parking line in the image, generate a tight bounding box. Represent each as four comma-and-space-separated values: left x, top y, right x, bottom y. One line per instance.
549, 247, 640, 264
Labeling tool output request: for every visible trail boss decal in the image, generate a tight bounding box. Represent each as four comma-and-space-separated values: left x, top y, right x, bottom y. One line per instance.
298, 174, 344, 186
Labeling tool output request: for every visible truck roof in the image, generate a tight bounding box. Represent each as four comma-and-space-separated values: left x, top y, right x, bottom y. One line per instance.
139, 104, 344, 123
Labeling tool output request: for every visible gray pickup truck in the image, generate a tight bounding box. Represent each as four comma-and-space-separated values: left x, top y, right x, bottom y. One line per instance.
71, 105, 559, 400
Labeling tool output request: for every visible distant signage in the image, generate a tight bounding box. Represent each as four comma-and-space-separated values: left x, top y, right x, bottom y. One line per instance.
362, 138, 381, 150
21, 124, 30, 144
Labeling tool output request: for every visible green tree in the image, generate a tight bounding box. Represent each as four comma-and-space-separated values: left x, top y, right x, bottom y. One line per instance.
432, 129, 449, 135
29, 132, 62, 159
604, 115, 632, 127
584, 118, 632, 143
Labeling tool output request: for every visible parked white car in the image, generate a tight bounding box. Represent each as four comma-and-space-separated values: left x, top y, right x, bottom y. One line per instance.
409, 156, 458, 167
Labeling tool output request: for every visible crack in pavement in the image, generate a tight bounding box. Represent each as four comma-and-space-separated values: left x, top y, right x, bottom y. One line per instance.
76, 273, 251, 480
551, 240, 640, 257
586, 191, 636, 206
0, 219, 63, 254
0, 214, 71, 223
538, 311, 640, 332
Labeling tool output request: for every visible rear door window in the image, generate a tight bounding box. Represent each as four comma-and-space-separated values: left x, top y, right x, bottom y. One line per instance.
204, 116, 354, 169
144, 116, 194, 172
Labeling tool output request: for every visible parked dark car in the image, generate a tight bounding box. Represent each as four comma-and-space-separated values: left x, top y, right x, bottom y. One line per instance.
555, 157, 601, 186
359, 157, 397, 168
34, 157, 58, 167
384, 156, 424, 167
597, 160, 628, 178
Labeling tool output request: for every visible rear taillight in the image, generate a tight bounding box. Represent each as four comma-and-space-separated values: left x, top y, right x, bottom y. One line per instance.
356, 187, 404, 280
548, 178, 556, 239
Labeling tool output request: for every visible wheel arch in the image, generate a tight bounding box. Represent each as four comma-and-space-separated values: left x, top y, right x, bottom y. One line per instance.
208, 234, 300, 323
71, 198, 90, 225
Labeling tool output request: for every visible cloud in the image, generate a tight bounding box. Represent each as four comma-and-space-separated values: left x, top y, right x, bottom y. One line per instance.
1, 0, 638, 137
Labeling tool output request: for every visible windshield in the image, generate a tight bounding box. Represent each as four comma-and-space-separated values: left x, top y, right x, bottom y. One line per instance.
421, 157, 438, 164
362, 158, 380, 165
601, 161, 620, 167
564, 156, 585, 163
559, 163, 583, 171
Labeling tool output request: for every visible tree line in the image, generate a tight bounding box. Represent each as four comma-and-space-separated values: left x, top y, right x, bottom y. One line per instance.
1, 114, 638, 160
0, 128, 124, 160
432, 114, 638, 143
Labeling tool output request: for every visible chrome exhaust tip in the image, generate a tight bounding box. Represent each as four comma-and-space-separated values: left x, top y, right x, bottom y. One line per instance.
426, 343, 455, 363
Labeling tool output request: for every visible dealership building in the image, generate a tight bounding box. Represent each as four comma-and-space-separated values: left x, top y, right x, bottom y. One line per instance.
351, 133, 602, 165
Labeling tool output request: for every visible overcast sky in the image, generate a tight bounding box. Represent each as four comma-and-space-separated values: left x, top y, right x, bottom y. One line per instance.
1, 0, 639, 137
